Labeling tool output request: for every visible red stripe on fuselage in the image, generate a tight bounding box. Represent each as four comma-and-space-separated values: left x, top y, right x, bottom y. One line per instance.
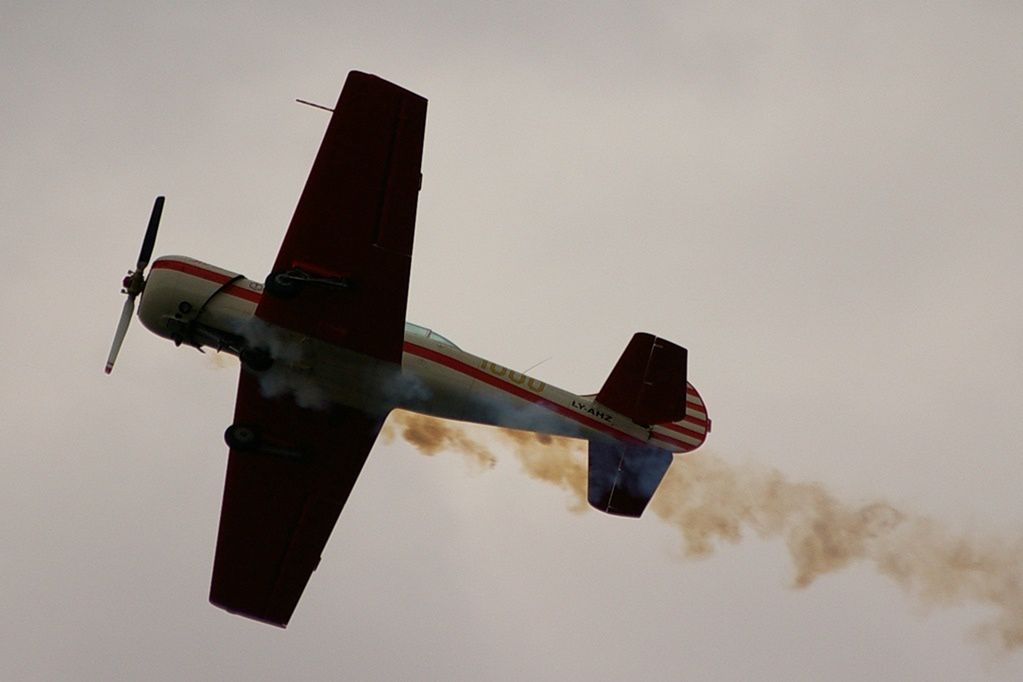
159, 258, 703, 451
402, 342, 646, 445
656, 422, 706, 440
151, 259, 262, 303
650, 431, 697, 451
668, 419, 708, 433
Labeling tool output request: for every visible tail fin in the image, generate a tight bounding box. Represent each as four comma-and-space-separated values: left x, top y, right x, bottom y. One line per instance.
595, 333, 688, 425
588, 441, 673, 517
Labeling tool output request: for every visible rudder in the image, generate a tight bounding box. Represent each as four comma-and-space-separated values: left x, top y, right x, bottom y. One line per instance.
595, 332, 688, 425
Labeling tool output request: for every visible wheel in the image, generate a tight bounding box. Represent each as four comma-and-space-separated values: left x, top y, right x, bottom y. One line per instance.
224, 424, 260, 451
264, 270, 303, 298
240, 347, 274, 372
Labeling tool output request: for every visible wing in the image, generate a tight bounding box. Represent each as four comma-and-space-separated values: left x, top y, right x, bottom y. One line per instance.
209, 371, 386, 627
256, 71, 428, 362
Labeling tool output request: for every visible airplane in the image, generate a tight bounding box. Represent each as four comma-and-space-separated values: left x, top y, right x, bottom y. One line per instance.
105, 71, 710, 628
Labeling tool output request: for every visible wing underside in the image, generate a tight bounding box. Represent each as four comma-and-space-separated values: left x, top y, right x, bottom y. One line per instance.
210, 372, 385, 627
255, 70, 427, 362
210, 71, 427, 626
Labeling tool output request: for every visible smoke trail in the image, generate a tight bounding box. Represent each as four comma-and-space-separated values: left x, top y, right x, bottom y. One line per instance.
493, 426, 589, 512
648, 455, 1023, 650
385, 410, 1023, 651
233, 318, 330, 409
383, 410, 497, 471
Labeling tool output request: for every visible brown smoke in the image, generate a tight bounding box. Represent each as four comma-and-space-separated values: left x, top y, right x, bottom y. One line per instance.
384, 410, 1023, 651
496, 427, 590, 512
382, 410, 496, 471
650, 455, 1023, 650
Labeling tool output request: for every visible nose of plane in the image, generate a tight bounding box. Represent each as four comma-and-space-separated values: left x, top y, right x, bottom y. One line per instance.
137, 259, 187, 341
137, 255, 254, 347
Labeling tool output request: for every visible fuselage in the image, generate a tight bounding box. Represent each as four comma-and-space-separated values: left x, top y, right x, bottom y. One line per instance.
138, 256, 709, 452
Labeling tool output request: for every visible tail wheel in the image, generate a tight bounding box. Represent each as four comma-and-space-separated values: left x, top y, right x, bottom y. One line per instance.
224, 424, 260, 451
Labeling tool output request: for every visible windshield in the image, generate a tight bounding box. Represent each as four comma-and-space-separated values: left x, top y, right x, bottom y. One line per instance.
404, 322, 459, 349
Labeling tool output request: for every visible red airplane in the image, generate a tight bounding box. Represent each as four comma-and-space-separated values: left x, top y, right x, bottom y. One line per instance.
105, 71, 709, 627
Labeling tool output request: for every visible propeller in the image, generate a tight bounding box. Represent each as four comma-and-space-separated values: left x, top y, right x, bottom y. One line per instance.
104, 196, 164, 374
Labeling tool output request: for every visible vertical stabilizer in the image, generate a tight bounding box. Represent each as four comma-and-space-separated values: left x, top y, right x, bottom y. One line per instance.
595, 333, 688, 425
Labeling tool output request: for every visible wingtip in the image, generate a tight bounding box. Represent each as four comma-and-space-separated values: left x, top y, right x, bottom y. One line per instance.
210, 597, 289, 628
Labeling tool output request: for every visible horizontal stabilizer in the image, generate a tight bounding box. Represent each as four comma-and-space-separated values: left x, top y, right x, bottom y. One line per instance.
595, 333, 688, 425
588, 441, 673, 517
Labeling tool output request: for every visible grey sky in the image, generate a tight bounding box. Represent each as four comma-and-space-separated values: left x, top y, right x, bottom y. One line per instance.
3, 2, 1022, 680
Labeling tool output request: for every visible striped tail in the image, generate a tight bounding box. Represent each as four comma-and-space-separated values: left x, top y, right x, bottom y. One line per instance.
595, 332, 688, 425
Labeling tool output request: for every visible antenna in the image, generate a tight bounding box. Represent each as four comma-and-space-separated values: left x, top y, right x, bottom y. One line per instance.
522, 356, 553, 375
295, 99, 334, 113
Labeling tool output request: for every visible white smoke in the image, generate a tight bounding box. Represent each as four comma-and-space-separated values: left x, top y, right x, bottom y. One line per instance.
232, 318, 330, 409
233, 317, 304, 363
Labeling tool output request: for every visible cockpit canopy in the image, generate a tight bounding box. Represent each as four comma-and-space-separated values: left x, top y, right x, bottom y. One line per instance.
404, 322, 458, 349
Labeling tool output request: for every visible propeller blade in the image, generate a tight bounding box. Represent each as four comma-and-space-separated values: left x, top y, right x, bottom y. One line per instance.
137, 196, 165, 270
105, 295, 136, 374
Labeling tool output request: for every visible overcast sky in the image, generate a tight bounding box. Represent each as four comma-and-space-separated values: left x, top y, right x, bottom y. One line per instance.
4, 2, 1023, 680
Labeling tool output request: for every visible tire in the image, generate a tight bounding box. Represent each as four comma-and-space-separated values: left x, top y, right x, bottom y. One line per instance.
224, 424, 260, 451
240, 347, 274, 372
